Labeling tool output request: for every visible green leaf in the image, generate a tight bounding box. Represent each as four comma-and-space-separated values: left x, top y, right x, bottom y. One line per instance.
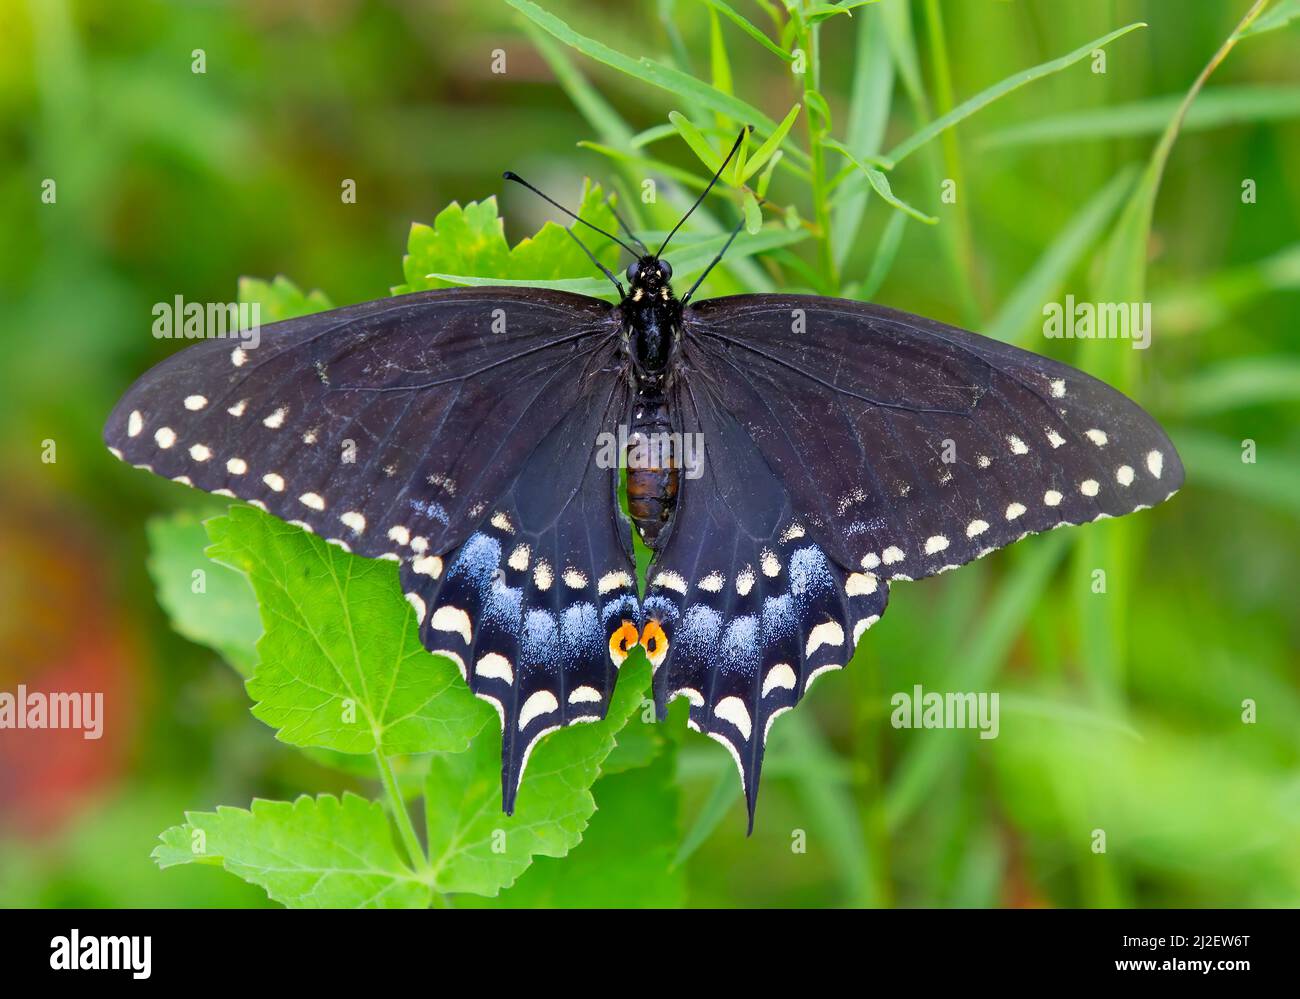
742, 192, 763, 234
236, 275, 332, 322
478, 748, 684, 907
424, 657, 651, 896
701, 0, 794, 62
154, 793, 430, 908
826, 138, 936, 224
885, 22, 1149, 164
804, 89, 833, 135
1236, 0, 1300, 36
806, 0, 879, 24
669, 110, 725, 174
740, 103, 801, 182
206, 505, 488, 756
146, 511, 261, 675
430, 227, 809, 298
394, 185, 622, 296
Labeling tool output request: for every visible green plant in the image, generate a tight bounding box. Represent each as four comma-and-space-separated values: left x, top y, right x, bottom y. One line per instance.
139, 0, 1300, 908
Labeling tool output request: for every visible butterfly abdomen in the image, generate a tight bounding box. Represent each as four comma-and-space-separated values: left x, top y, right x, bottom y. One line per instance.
626, 394, 679, 549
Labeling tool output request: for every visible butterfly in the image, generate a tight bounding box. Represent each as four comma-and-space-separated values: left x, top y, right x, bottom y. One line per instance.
104, 131, 1182, 829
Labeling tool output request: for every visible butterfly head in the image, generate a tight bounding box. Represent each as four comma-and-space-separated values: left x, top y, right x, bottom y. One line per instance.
627, 257, 674, 302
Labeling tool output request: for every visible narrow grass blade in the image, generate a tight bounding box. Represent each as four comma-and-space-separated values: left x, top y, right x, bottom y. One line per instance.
981, 84, 1300, 150
523, 21, 632, 144
702, 0, 794, 62
1174, 431, 1300, 516
884, 533, 1070, 830
507, 0, 808, 162
885, 22, 1149, 164
984, 167, 1137, 345
831, 6, 895, 270
858, 211, 907, 299
1172, 356, 1300, 416
671, 762, 740, 868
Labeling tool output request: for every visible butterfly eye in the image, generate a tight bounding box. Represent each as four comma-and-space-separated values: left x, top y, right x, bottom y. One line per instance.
608, 619, 640, 666
639, 619, 669, 667
626, 261, 641, 283
658, 260, 672, 280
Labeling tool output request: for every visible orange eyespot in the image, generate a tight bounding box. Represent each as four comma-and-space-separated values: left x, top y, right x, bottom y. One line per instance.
639, 620, 669, 668
609, 620, 640, 666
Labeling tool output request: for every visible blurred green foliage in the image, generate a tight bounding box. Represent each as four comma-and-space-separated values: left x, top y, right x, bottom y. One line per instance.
1, 0, 1298, 908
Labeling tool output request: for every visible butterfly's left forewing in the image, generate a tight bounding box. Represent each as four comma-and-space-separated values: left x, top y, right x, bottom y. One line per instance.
105, 287, 637, 808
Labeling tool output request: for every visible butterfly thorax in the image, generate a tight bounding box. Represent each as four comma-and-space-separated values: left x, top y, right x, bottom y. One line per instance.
621, 257, 681, 389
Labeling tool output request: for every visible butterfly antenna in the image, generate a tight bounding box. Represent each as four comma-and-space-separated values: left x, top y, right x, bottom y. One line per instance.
502, 171, 639, 257
655, 125, 751, 259
606, 199, 651, 256
681, 209, 751, 305
563, 229, 626, 297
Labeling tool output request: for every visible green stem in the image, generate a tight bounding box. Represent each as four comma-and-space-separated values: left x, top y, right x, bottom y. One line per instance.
374, 750, 431, 876
803, 23, 837, 292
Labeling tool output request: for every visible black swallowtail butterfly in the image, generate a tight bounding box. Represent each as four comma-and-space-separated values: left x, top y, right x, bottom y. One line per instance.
105, 132, 1182, 828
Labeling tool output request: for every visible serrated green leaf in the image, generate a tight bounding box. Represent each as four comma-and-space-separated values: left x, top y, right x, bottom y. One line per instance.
154, 793, 430, 908
393, 185, 622, 296
146, 511, 261, 675
431, 227, 809, 297
236, 275, 332, 322
206, 505, 488, 755
480, 748, 684, 907
424, 657, 651, 896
